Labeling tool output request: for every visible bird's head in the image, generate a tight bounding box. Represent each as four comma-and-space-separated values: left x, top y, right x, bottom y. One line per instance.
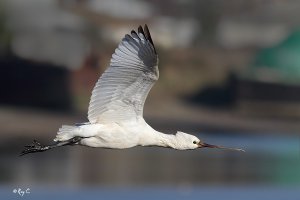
175, 131, 245, 152
175, 132, 200, 150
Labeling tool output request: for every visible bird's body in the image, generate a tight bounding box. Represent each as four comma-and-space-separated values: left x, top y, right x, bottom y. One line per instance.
21, 25, 244, 156
55, 119, 199, 150
60, 120, 156, 149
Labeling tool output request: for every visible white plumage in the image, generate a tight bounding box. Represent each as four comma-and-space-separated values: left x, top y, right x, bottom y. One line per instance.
21, 25, 244, 155
88, 27, 158, 124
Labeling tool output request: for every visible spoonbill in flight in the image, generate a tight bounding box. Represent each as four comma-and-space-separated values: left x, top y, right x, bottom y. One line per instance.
21, 25, 244, 156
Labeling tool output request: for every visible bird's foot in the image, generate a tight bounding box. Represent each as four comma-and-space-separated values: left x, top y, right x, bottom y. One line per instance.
20, 137, 84, 156
20, 140, 49, 156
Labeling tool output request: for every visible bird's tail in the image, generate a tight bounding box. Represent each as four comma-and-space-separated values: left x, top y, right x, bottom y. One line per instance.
54, 125, 79, 142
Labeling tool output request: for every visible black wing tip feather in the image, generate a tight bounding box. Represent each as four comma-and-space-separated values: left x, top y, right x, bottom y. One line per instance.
138, 25, 145, 36
131, 30, 138, 37
131, 24, 157, 55
143, 24, 157, 54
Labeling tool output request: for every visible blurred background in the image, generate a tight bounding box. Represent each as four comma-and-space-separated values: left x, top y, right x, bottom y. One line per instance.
1, 0, 300, 199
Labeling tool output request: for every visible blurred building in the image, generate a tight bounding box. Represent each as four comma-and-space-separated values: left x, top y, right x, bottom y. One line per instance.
0, 56, 72, 111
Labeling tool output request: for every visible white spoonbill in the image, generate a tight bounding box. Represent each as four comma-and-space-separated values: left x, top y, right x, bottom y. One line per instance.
21, 25, 244, 156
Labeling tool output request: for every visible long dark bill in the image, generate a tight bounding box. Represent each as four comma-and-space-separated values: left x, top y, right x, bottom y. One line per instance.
198, 142, 245, 152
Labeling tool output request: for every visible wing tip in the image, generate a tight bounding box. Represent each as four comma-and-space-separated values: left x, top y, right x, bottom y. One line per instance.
131, 24, 157, 55
143, 24, 157, 54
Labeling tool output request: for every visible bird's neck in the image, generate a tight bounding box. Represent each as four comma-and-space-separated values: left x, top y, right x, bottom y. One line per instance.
140, 130, 178, 149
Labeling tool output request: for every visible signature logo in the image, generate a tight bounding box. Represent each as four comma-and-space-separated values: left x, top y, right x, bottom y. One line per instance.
13, 188, 30, 197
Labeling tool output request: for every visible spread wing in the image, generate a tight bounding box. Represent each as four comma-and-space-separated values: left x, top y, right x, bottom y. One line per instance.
88, 25, 159, 123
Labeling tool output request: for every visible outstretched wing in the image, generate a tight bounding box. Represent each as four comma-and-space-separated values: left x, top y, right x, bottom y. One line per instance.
88, 25, 159, 124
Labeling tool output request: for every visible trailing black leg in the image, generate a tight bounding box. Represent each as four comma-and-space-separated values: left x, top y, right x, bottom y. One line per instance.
20, 136, 84, 156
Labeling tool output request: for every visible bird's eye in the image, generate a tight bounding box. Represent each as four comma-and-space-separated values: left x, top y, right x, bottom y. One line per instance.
193, 141, 197, 144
